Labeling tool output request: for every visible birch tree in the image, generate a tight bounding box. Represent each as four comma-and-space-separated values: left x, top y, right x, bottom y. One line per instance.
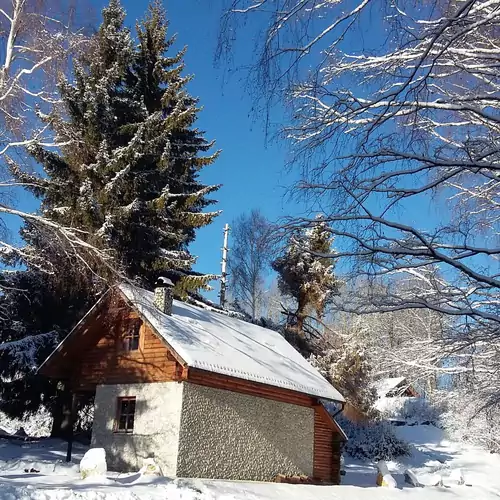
222, 0, 500, 408
0, 1, 103, 273
228, 209, 274, 319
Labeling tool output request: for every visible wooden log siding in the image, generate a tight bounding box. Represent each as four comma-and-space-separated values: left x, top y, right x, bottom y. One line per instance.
313, 405, 343, 484
72, 318, 183, 390
313, 406, 334, 482
187, 368, 315, 407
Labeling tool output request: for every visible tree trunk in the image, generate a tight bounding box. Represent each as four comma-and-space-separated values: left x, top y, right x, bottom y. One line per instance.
50, 386, 73, 439
296, 292, 308, 338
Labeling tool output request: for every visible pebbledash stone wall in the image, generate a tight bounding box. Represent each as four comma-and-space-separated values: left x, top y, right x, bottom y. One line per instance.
92, 382, 184, 474
176, 382, 314, 481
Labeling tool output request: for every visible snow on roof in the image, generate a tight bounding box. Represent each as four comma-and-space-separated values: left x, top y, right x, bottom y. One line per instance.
119, 283, 344, 402
373, 377, 407, 398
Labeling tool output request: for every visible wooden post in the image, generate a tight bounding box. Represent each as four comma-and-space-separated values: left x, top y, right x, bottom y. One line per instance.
66, 392, 78, 462
219, 223, 230, 309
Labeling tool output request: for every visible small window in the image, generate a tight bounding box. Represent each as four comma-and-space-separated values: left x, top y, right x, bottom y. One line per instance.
115, 397, 136, 433
122, 322, 141, 352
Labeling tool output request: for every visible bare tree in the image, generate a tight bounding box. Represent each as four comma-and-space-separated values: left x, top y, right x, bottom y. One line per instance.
332, 273, 450, 394
222, 1, 500, 408
0, 1, 107, 274
228, 209, 274, 320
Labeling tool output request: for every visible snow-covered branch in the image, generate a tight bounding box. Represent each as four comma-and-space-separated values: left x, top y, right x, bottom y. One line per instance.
0, 1, 101, 278
222, 0, 500, 408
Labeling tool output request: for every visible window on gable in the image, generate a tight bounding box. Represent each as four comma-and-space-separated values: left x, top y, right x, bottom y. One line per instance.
115, 397, 136, 433
122, 321, 141, 352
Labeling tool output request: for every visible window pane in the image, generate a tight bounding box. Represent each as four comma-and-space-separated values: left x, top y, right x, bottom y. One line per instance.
129, 400, 136, 413
121, 400, 129, 413
118, 416, 127, 430
130, 336, 139, 351
127, 415, 134, 431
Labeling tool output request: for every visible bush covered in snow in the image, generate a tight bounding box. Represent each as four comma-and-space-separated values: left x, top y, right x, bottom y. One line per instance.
0, 407, 52, 437
376, 396, 441, 425
338, 416, 411, 461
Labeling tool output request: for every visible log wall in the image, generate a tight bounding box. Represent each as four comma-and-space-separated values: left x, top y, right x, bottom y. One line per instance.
71, 315, 182, 390
187, 368, 314, 407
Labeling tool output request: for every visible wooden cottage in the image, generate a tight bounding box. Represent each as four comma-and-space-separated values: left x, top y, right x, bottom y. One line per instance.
374, 377, 419, 399
39, 281, 346, 483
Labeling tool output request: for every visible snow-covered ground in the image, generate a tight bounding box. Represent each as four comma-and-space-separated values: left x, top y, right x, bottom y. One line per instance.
1, 424, 500, 499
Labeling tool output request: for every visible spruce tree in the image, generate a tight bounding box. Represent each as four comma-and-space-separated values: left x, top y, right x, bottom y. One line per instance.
13, 0, 138, 277
17, 0, 220, 291
0, 0, 134, 424
107, 1, 220, 289
272, 215, 339, 336
0, 0, 220, 425
0, 269, 95, 422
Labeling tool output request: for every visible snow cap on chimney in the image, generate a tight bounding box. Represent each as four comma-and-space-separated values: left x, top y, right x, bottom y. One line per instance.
154, 277, 174, 315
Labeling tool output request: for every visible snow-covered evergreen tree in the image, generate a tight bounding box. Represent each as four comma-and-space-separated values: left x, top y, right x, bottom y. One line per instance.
0, 2, 138, 427
0, 0, 220, 427
15, 0, 220, 291
104, 1, 220, 290
311, 343, 377, 418
272, 215, 339, 336
0, 268, 96, 427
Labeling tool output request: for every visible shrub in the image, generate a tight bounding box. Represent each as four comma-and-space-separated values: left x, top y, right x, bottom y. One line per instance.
338, 416, 411, 461
376, 396, 441, 425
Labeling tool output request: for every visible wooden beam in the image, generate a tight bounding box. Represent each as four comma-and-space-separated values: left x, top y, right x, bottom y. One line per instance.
66, 392, 78, 462
187, 368, 314, 407
313, 403, 347, 440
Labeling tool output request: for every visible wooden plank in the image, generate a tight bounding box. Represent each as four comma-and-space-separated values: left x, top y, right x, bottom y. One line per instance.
187, 368, 314, 407
67, 300, 184, 389
313, 405, 334, 483
312, 404, 344, 484
116, 288, 188, 368
42, 289, 188, 384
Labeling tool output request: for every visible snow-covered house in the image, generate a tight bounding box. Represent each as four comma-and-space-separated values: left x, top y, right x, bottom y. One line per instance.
374, 377, 419, 399
373, 377, 422, 422
39, 281, 346, 483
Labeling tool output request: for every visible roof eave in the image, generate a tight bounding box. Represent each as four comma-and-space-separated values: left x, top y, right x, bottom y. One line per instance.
37, 288, 112, 376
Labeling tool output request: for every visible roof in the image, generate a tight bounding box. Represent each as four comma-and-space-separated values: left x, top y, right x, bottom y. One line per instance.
119, 283, 344, 402
373, 377, 407, 398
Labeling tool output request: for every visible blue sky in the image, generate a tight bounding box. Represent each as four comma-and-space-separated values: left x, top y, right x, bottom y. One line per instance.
5, 0, 453, 300
99, 0, 304, 296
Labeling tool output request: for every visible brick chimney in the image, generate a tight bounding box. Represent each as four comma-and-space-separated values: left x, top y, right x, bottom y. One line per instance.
154, 277, 174, 315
